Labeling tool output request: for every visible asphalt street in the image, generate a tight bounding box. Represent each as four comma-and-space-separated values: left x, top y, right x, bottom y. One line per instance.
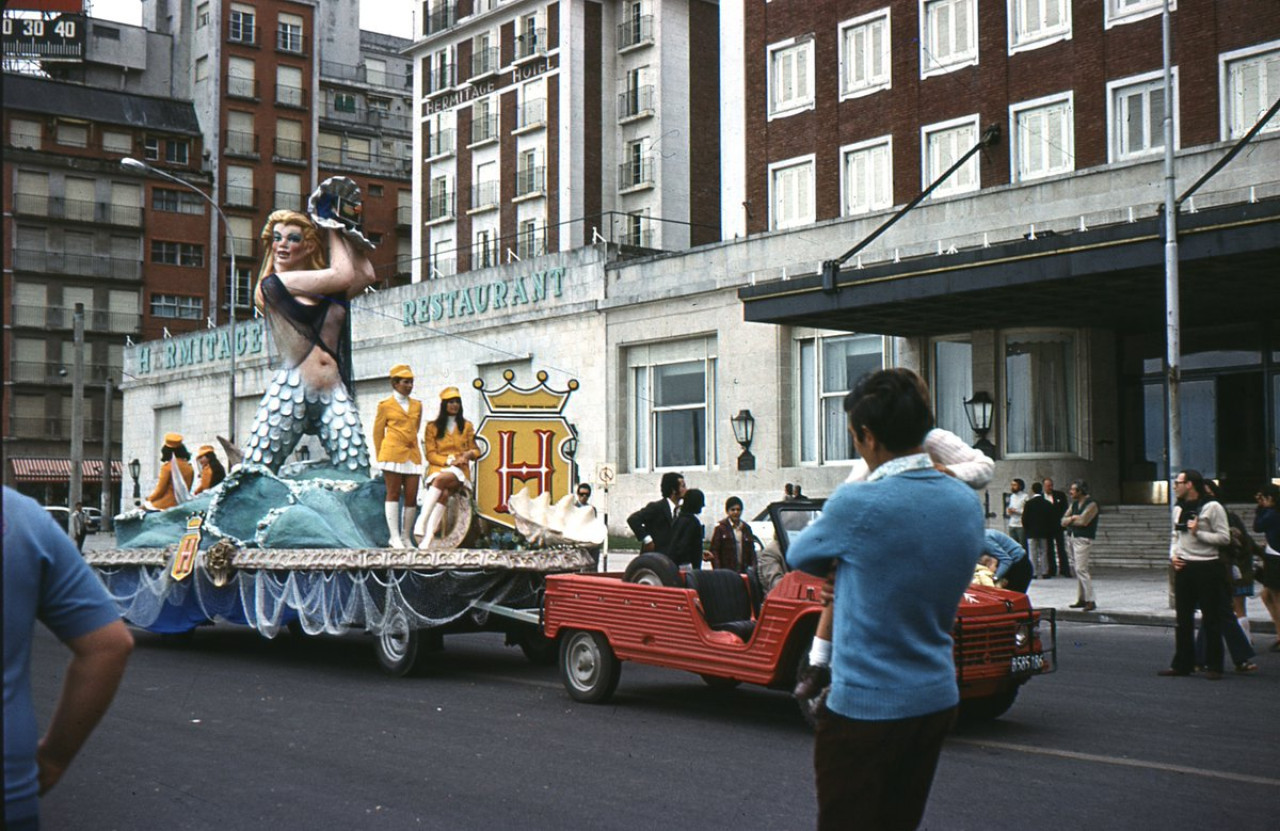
30, 619, 1280, 830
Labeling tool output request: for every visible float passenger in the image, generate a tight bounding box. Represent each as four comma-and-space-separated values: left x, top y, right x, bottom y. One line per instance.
373, 364, 423, 549
144, 433, 194, 511
242, 178, 376, 473
415, 387, 479, 548
191, 445, 225, 496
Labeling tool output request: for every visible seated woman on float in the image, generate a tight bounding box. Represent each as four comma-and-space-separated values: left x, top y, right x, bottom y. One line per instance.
415, 386, 480, 548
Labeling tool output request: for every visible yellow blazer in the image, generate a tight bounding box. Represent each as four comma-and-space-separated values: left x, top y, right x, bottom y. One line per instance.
147, 458, 193, 509
373, 396, 424, 465
193, 465, 215, 495
423, 419, 477, 476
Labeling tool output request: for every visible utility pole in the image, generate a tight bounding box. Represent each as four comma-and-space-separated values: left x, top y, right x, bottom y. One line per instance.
1161, 0, 1180, 608
101, 377, 114, 533
70, 304, 85, 535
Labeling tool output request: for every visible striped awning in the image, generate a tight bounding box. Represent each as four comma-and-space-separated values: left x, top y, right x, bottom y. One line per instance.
8, 458, 124, 483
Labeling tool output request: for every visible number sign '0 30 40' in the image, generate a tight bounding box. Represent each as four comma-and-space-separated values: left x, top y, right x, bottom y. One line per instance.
2, 13, 86, 62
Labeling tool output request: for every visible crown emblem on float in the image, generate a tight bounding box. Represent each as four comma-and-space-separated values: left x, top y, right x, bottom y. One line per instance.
473, 370, 577, 414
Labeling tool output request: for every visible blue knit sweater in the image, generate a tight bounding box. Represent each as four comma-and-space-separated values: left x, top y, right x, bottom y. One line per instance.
787, 466, 985, 720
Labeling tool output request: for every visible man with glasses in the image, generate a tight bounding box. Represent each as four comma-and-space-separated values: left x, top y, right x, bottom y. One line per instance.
1159, 470, 1231, 680
574, 483, 597, 520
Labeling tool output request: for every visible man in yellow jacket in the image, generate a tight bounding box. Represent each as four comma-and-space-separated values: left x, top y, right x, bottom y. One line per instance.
372, 364, 423, 548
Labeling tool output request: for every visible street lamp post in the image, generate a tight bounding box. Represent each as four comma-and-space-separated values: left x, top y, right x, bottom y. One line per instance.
121, 158, 238, 445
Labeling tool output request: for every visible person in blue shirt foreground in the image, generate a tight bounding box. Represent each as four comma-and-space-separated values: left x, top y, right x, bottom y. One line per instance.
4, 488, 133, 831
786, 369, 985, 831
983, 528, 1035, 593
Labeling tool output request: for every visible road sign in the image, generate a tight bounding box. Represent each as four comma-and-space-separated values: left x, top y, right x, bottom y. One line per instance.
596, 463, 615, 487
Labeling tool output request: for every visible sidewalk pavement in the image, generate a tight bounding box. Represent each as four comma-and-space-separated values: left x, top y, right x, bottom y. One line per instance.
1027, 567, 1277, 636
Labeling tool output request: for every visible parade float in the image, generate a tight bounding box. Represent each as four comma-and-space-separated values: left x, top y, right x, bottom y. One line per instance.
86, 368, 599, 676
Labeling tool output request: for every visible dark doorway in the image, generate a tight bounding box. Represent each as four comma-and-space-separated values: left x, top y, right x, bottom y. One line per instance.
1217, 372, 1266, 501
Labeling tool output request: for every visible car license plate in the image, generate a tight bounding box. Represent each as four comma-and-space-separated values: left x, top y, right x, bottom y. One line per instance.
1010, 653, 1045, 674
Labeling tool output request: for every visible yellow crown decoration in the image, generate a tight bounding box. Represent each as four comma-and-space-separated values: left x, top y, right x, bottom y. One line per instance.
473, 370, 578, 414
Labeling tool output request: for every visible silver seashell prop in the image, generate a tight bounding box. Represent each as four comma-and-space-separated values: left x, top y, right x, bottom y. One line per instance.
307, 176, 376, 251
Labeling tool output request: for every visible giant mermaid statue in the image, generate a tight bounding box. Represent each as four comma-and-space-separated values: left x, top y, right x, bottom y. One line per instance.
241, 178, 377, 473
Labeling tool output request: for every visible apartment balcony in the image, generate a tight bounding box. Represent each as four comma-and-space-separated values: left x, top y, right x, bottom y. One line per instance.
397, 205, 412, 227
427, 128, 456, 158
619, 85, 654, 120
224, 129, 259, 157
618, 156, 655, 191
516, 98, 546, 131
423, 3, 457, 36
516, 166, 545, 198
469, 181, 499, 212
320, 59, 412, 91
317, 147, 411, 178
227, 24, 257, 46
11, 251, 141, 282
515, 28, 547, 62
471, 46, 499, 80
470, 114, 499, 145
12, 194, 143, 227
10, 304, 142, 333
225, 185, 257, 208
322, 105, 410, 133
516, 231, 547, 260
618, 15, 653, 50
226, 76, 259, 100
273, 136, 307, 162
9, 415, 107, 442
274, 190, 304, 212
427, 192, 455, 223
424, 63, 456, 94
276, 30, 305, 55
275, 84, 307, 109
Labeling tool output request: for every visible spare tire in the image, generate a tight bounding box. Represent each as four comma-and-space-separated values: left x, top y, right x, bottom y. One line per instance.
623, 552, 681, 586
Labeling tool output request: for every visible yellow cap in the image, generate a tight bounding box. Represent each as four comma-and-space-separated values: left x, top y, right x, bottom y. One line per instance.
440, 386, 461, 400
198, 445, 215, 457
389, 364, 414, 379
164, 432, 184, 448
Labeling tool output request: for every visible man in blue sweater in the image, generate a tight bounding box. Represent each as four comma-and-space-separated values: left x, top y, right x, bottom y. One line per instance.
787, 369, 984, 830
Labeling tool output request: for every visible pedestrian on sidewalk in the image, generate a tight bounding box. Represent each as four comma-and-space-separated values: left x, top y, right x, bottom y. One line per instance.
1023, 481, 1055, 578
1252, 483, 1280, 652
1160, 470, 1231, 680
69, 502, 89, 553
1061, 480, 1099, 611
1005, 478, 1028, 548
1043, 478, 1072, 578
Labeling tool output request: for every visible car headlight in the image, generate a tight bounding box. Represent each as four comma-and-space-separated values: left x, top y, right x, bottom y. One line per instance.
1014, 621, 1037, 649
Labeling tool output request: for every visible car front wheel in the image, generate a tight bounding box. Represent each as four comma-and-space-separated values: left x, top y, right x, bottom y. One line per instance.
559, 629, 621, 703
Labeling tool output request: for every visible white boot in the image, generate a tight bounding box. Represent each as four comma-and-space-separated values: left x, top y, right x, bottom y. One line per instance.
416, 487, 443, 549
419, 502, 446, 549
383, 502, 403, 549
401, 507, 417, 548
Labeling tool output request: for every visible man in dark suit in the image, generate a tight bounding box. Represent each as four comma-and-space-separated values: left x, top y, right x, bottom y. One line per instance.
627, 472, 686, 553
1042, 477, 1072, 578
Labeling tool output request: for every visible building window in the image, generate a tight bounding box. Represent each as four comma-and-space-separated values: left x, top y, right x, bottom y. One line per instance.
1005, 331, 1077, 454
226, 266, 254, 310
1108, 70, 1177, 162
1104, 0, 1170, 29
474, 228, 497, 268
56, 121, 88, 148
768, 37, 814, 118
1221, 42, 1280, 140
798, 334, 884, 463
619, 1, 653, 49
432, 238, 455, 278
517, 148, 543, 196
229, 3, 256, 43
620, 67, 653, 119
1008, 0, 1071, 52
931, 338, 973, 439
623, 210, 650, 247
841, 137, 893, 216
471, 97, 498, 144
151, 241, 204, 267
1011, 93, 1074, 181
920, 0, 978, 77
365, 58, 387, 86
143, 136, 160, 160
227, 56, 256, 99
274, 172, 302, 211
151, 294, 204, 320
195, 56, 210, 82
196, 2, 209, 28
770, 156, 815, 230
10, 118, 41, 149
922, 114, 981, 198
517, 219, 543, 258
840, 9, 891, 99
165, 139, 189, 165
102, 130, 132, 155
428, 175, 453, 221
277, 12, 304, 53
334, 92, 357, 113
153, 188, 205, 215
629, 339, 718, 471
277, 65, 304, 107
620, 139, 653, 189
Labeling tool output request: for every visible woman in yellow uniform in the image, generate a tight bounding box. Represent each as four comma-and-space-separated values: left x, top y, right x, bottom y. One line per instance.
372, 364, 423, 548
191, 445, 226, 496
415, 386, 479, 548
145, 433, 195, 510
